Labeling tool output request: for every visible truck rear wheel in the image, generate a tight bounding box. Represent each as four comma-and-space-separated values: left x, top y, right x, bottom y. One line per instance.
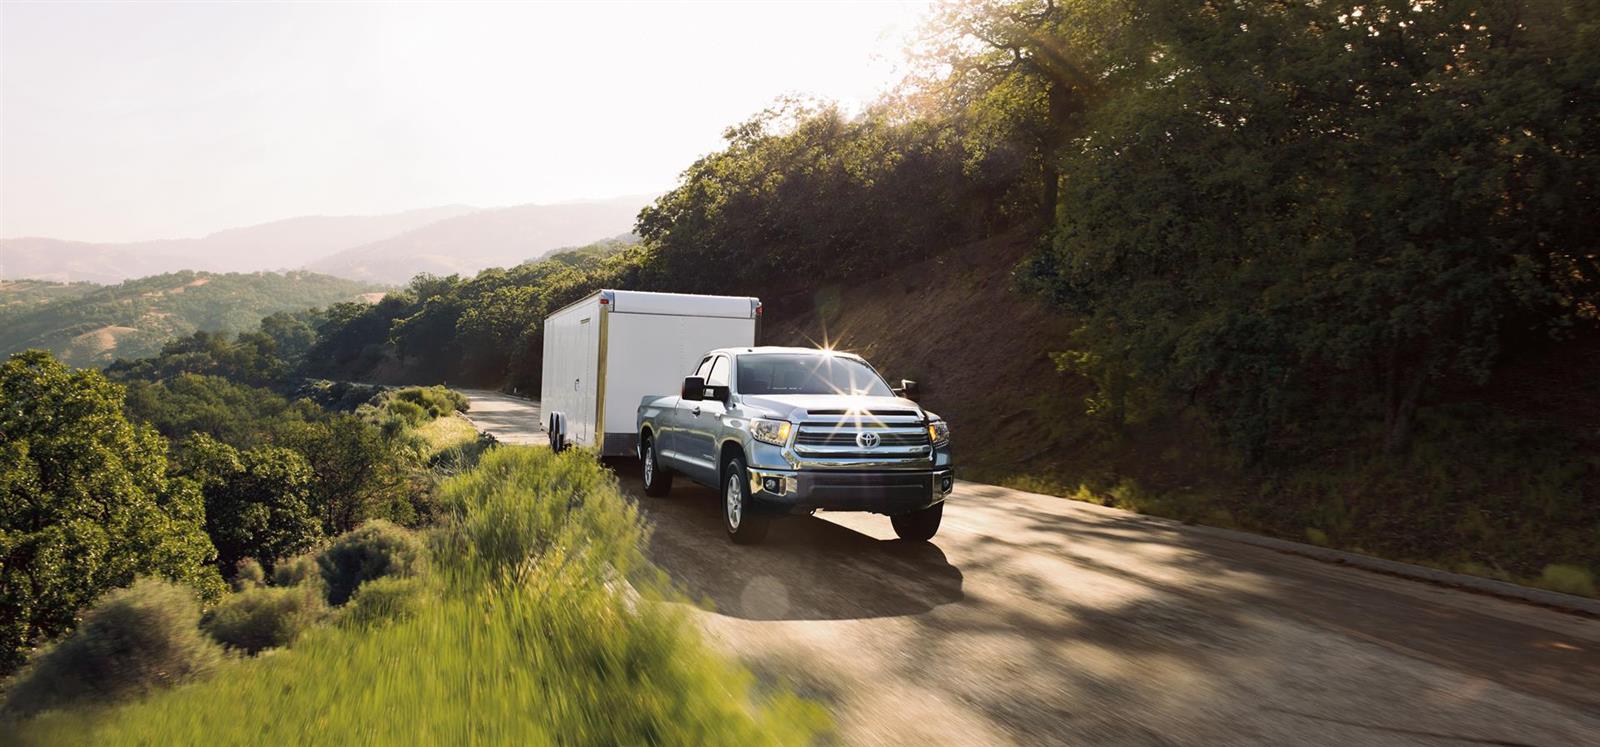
722, 455, 770, 545
891, 501, 943, 542
641, 434, 673, 497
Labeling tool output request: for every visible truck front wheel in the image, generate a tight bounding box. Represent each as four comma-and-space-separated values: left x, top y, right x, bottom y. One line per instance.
891, 501, 943, 542
641, 434, 673, 497
722, 455, 770, 545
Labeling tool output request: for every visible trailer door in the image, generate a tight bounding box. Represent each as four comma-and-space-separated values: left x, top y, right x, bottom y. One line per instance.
576, 316, 596, 444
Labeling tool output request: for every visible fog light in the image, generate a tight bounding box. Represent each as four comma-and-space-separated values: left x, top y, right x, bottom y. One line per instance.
940, 476, 954, 493
762, 477, 782, 493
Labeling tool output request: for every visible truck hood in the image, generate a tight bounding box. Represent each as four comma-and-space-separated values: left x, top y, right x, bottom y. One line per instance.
735, 393, 935, 422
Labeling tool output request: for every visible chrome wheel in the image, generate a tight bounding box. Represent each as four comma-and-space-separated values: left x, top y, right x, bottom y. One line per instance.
643, 448, 655, 486
725, 473, 743, 530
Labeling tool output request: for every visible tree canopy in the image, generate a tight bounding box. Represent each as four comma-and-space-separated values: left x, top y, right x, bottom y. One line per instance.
0, 351, 223, 673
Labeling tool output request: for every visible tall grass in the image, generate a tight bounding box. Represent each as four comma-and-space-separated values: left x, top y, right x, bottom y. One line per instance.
10, 447, 826, 745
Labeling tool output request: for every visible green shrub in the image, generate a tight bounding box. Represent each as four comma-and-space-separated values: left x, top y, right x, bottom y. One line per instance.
1537, 565, 1597, 597
341, 576, 431, 628
436, 446, 646, 585
271, 552, 322, 589
232, 558, 266, 591
2, 579, 221, 717
385, 399, 429, 427
317, 520, 428, 605
392, 386, 469, 417
202, 586, 327, 653
430, 431, 497, 477
11, 445, 825, 745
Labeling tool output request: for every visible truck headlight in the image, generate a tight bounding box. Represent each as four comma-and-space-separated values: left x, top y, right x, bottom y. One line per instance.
928, 420, 950, 446
750, 418, 792, 446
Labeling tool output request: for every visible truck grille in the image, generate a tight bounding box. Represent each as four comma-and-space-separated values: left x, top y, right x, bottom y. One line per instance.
795, 429, 929, 447
792, 415, 932, 466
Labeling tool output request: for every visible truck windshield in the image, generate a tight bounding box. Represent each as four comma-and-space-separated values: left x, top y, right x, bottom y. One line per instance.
736, 353, 894, 397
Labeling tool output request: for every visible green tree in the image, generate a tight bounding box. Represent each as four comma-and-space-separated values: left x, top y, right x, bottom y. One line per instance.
121, 373, 319, 448
176, 434, 324, 574
258, 310, 323, 368
271, 415, 410, 534
1018, 0, 1600, 456
637, 99, 1011, 295
0, 351, 223, 674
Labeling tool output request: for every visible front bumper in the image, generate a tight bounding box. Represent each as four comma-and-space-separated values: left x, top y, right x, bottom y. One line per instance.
747, 467, 954, 516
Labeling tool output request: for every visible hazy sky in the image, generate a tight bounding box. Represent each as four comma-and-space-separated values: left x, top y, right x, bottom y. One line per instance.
0, 1, 929, 242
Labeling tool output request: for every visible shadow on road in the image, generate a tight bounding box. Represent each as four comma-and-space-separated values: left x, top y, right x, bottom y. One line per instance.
608, 458, 965, 621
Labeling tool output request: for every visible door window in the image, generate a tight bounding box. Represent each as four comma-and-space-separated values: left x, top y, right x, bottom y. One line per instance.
692, 357, 713, 379
706, 356, 730, 386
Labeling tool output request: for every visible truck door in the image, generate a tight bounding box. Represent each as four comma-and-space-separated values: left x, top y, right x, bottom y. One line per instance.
676, 354, 728, 483
659, 355, 709, 467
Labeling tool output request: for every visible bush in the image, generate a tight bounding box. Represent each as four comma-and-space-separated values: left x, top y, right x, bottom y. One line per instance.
8, 446, 826, 745
202, 586, 326, 654
1538, 565, 1597, 597
2, 579, 221, 717
340, 577, 431, 628
271, 552, 322, 589
232, 558, 266, 591
436, 446, 646, 584
316, 520, 428, 605
384, 399, 429, 427
391, 386, 469, 417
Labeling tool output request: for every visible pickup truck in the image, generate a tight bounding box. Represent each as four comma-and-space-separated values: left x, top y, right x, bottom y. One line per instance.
636, 346, 953, 544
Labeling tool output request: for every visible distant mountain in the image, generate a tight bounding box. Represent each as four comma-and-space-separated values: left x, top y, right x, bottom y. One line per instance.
0, 205, 476, 284
0, 271, 378, 367
306, 196, 652, 284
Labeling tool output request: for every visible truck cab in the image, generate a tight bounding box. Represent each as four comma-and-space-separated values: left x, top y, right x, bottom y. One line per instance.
636, 346, 953, 544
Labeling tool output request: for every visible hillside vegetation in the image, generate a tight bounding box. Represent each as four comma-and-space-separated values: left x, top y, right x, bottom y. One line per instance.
296, 0, 1598, 592
0, 271, 376, 367
4, 316, 823, 741
0, 280, 98, 321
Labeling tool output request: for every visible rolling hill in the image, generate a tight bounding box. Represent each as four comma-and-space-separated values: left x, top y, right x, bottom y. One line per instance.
0, 206, 475, 284
0, 271, 378, 367
306, 195, 652, 284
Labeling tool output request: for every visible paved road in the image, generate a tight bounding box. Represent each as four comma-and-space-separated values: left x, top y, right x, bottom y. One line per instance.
458, 389, 544, 445
458, 391, 1600, 746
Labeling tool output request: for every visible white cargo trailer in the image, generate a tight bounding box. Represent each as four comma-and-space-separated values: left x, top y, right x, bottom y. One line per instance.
540, 289, 760, 456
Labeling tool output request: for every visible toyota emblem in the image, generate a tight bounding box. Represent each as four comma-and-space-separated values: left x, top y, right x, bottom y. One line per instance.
855, 431, 881, 449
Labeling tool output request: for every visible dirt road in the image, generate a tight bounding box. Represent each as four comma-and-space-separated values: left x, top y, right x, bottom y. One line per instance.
458, 391, 1600, 746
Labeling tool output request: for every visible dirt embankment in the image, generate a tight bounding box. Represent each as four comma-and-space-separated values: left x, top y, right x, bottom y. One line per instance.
763, 230, 1599, 594
762, 229, 1103, 483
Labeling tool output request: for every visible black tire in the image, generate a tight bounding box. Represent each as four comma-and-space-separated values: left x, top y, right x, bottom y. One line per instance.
891, 501, 943, 542
548, 415, 566, 452
721, 455, 770, 545
641, 434, 673, 497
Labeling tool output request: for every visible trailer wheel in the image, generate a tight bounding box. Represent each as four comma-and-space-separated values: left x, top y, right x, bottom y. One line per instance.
641, 434, 673, 497
548, 414, 567, 452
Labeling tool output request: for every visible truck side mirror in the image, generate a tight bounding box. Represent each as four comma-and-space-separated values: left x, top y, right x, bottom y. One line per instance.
895, 379, 919, 400
681, 376, 705, 401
